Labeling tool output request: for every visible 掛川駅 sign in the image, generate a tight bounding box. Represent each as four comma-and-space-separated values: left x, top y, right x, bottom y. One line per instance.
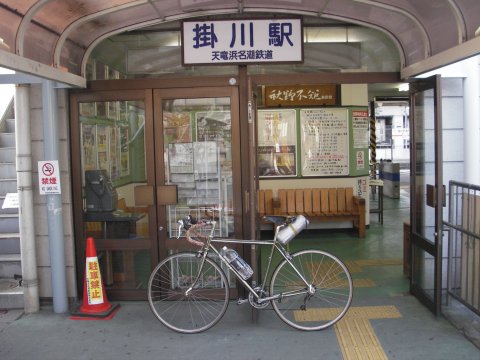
182, 18, 303, 65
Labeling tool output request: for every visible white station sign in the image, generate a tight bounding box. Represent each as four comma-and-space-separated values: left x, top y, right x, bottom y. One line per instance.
182, 18, 303, 65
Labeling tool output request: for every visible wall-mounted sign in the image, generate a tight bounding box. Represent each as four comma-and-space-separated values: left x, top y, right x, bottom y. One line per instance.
265, 84, 338, 107
2, 193, 18, 209
257, 109, 297, 177
182, 18, 303, 65
38, 160, 61, 195
300, 108, 349, 177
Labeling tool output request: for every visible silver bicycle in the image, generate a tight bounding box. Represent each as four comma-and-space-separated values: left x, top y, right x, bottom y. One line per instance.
148, 214, 353, 333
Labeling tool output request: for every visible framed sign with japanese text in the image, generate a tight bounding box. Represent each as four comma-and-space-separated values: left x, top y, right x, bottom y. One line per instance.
257, 109, 297, 177
265, 84, 338, 107
182, 18, 303, 65
38, 160, 61, 195
300, 108, 349, 177
349, 108, 370, 176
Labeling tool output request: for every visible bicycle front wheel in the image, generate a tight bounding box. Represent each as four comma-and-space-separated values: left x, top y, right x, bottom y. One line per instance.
270, 250, 353, 331
148, 252, 229, 333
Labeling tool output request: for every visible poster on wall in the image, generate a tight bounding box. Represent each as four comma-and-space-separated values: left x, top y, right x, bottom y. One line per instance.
81, 124, 97, 170
195, 111, 231, 142
168, 143, 194, 174
107, 101, 119, 121
352, 110, 369, 171
79, 103, 95, 118
109, 127, 119, 180
95, 102, 107, 119
352, 110, 369, 149
120, 127, 130, 177
163, 111, 191, 145
350, 108, 370, 175
257, 109, 297, 177
96, 125, 109, 174
193, 141, 218, 179
300, 108, 349, 176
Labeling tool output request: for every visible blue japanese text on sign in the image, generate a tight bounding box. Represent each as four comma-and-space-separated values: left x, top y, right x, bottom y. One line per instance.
182, 19, 303, 65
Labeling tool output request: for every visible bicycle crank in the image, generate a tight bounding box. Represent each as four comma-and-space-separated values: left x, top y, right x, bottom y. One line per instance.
248, 287, 270, 309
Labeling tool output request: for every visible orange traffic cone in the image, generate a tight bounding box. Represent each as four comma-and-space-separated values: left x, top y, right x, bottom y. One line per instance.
70, 237, 120, 320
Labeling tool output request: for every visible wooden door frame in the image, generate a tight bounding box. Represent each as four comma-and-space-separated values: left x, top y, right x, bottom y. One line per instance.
70, 71, 401, 300
152, 86, 243, 259
69, 88, 155, 300
70, 76, 247, 300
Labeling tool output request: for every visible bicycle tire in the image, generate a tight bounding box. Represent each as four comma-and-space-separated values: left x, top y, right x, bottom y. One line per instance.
148, 252, 229, 333
270, 249, 353, 331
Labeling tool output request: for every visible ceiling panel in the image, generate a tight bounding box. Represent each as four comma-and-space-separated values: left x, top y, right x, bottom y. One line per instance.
0, 0, 478, 81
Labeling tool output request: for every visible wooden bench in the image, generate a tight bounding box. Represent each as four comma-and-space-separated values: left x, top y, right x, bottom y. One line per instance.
258, 188, 366, 238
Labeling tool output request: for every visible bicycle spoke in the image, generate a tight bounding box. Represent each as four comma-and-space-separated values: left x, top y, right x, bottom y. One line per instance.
270, 250, 352, 331
148, 253, 229, 333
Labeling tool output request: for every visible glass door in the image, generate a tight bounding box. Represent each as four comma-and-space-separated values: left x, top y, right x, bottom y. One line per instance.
153, 87, 242, 294
71, 90, 156, 300
409, 75, 444, 314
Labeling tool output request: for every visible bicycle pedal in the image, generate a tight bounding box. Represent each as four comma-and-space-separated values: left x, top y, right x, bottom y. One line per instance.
237, 298, 249, 305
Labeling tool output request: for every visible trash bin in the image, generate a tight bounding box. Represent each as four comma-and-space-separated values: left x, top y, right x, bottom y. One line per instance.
380, 162, 400, 198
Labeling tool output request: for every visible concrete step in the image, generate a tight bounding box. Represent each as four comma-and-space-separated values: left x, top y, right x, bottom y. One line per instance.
0, 233, 20, 254
0, 179, 17, 194
0, 278, 24, 309
0, 147, 15, 162
0, 214, 19, 233
0, 254, 21, 278
5, 118, 15, 133
0, 133, 15, 147
0, 197, 18, 215
0, 163, 16, 178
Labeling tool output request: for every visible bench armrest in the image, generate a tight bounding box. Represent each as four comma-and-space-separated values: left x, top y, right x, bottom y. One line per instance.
353, 196, 365, 205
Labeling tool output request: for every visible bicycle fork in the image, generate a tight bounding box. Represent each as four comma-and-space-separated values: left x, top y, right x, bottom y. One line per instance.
185, 250, 208, 297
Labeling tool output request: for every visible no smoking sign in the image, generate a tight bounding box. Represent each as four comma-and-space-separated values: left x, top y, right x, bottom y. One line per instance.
38, 160, 61, 195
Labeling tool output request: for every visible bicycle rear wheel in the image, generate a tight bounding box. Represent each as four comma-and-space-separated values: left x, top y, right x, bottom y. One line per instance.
270, 250, 352, 331
148, 252, 229, 333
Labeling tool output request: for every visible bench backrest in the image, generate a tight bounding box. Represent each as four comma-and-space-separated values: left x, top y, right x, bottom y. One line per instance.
278, 188, 356, 216
258, 187, 357, 216
258, 189, 274, 216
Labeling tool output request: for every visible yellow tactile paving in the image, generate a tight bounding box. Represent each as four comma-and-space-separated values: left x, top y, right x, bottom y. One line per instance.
345, 259, 403, 274
336, 317, 389, 360
342, 305, 401, 319
295, 306, 402, 360
353, 278, 377, 287
345, 260, 363, 273
292, 259, 403, 359
354, 259, 403, 267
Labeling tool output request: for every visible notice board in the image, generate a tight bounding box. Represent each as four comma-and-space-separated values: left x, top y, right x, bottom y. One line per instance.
258, 107, 369, 178
300, 108, 350, 176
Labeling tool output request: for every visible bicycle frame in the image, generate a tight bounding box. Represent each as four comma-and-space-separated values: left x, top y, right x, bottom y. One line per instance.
185, 221, 314, 304
150, 216, 353, 333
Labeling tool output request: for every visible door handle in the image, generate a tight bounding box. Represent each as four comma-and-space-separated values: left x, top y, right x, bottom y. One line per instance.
158, 226, 164, 231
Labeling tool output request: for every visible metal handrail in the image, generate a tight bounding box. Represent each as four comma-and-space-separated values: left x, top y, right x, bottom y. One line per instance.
445, 180, 480, 315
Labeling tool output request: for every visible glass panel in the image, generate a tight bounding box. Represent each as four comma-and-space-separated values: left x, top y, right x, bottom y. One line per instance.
88, 24, 400, 79
412, 244, 435, 302
79, 100, 150, 291
413, 89, 436, 243
163, 97, 234, 239
166, 249, 236, 288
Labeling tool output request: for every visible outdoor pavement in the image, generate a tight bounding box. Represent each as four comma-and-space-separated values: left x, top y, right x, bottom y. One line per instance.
0, 296, 479, 360
1, 186, 480, 359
